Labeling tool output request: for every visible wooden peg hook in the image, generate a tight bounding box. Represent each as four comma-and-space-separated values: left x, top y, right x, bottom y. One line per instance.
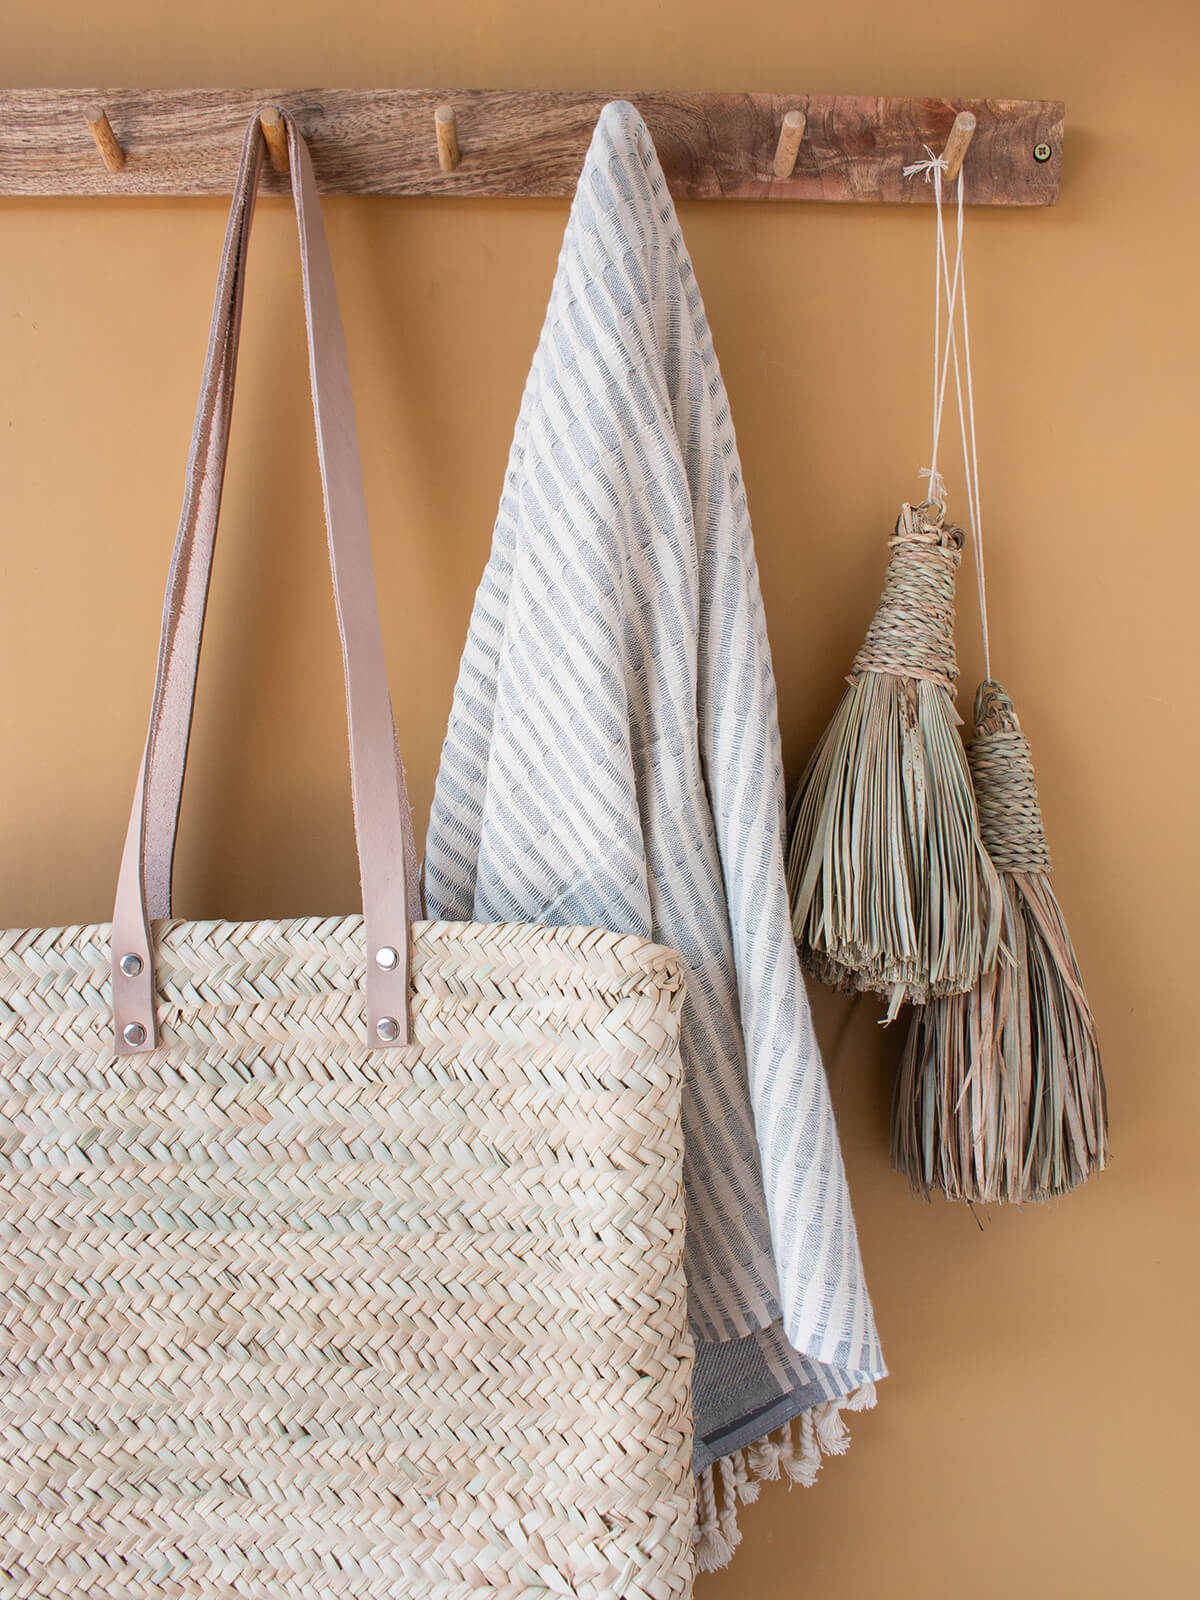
84, 105, 125, 172
259, 107, 289, 173
772, 109, 806, 179
940, 110, 976, 183
435, 104, 460, 172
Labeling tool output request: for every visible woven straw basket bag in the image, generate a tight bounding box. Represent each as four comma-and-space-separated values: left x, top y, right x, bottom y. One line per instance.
0, 110, 695, 1598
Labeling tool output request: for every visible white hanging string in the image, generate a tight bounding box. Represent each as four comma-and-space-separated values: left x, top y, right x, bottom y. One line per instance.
903, 148, 992, 681
946, 174, 992, 682
902, 147, 962, 508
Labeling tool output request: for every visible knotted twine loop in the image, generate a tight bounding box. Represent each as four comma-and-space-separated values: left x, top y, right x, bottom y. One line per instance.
967, 680, 1052, 874
851, 501, 965, 690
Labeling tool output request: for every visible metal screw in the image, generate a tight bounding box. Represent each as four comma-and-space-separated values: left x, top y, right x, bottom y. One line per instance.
120, 953, 143, 977
1033, 143, 1052, 163
376, 1016, 400, 1042
375, 946, 399, 970
123, 1022, 147, 1047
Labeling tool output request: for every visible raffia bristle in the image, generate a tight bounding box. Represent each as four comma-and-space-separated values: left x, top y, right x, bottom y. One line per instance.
892, 681, 1109, 1201
787, 504, 1003, 1011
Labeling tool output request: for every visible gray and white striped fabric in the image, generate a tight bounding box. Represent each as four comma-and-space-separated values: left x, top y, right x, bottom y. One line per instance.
424, 99, 886, 1470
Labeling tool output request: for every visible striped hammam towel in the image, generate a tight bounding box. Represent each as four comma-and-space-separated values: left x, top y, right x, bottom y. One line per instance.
423, 99, 886, 1569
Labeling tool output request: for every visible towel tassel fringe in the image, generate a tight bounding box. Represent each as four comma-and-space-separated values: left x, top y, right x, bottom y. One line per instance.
692, 1381, 877, 1573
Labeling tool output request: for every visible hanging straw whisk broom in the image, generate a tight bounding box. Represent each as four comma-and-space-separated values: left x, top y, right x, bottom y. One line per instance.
786, 152, 1002, 1020
891, 170, 1109, 1202
893, 682, 1108, 1200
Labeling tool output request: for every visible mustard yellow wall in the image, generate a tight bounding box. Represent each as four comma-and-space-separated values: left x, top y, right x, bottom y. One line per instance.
4, 4, 1197, 1595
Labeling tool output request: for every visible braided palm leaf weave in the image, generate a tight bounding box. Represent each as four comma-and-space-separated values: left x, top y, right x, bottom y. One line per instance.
893, 682, 1109, 1201
0, 915, 694, 1598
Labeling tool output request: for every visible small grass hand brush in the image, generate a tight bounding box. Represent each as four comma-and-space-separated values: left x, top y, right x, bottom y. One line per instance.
893, 681, 1108, 1200
786, 499, 1002, 1017
890, 162, 1108, 1202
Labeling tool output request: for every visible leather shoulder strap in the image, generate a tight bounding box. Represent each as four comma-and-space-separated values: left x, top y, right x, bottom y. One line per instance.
111, 109, 416, 1055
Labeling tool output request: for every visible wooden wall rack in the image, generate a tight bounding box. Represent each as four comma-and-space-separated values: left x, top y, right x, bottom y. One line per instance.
0, 89, 1064, 204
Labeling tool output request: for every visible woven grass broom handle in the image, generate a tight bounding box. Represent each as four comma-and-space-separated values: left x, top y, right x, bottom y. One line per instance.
111, 107, 416, 1056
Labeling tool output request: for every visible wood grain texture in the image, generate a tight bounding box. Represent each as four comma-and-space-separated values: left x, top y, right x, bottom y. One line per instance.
82, 105, 125, 173
434, 104, 460, 173
0, 88, 1063, 202
258, 106, 290, 173
940, 110, 976, 183
772, 109, 806, 180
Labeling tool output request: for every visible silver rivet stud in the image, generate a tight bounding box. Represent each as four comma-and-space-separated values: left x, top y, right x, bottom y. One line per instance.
1033, 142, 1053, 163
120, 953, 143, 977
375, 946, 400, 971
123, 1022, 147, 1047
376, 1016, 400, 1042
